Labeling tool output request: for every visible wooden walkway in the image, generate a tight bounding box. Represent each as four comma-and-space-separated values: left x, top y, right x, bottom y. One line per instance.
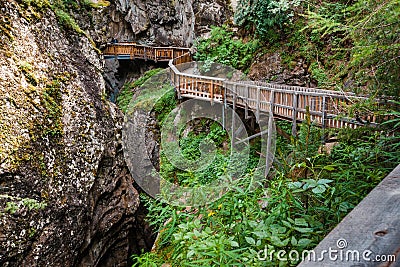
104, 43, 378, 131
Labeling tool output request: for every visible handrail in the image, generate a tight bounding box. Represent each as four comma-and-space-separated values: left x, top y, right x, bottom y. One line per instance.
105, 43, 379, 129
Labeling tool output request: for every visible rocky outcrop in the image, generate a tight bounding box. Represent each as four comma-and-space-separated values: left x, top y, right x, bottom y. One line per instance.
248, 52, 314, 87
0, 1, 139, 266
104, 0, 231, 46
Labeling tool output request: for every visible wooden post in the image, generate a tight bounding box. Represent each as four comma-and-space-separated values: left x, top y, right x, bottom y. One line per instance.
256, 86, 261, 121
245, 85, 250, 119
292, 93, 298, 137
321, 96, 327, 144
231, 87, 237, 151
210, 80, 214, 104
223, 82, 227, 109
265, 91, 275, 177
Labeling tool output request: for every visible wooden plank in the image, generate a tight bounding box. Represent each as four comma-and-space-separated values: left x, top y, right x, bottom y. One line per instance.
298, 164, 400, 267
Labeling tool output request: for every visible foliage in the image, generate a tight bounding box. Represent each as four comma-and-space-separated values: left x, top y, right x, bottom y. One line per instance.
82, 0, 110, 8
234, 0, 301, 37
117, 68, 164, 113
136, 116, 399, 266
159, 120, 233, 187
303, 0, 400, 97
1, 195, 47, 214
19, 0, 50, 10
53, 8, 84, 34
49, 0, 100, 51
131, 251, 164, 267
382, 101, 400, 132
194, 26, 259, 72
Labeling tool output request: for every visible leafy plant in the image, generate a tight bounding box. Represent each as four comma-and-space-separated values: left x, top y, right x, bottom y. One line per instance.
235, 0, 301, 37
303, 0, 400, 97
195, 26, 259, 72
131, 251, 163, 267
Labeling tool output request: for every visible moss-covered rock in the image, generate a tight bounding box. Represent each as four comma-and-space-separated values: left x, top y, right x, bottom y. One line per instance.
0, 0, 139, 265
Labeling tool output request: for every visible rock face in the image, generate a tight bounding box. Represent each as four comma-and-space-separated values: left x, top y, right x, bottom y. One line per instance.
102, 0, 231, 46
0, 1, 139, 266
248, 52, 314, 87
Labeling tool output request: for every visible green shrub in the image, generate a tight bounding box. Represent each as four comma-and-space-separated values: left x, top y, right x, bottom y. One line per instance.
234, 0, 301, 37
195, 26, 259, 72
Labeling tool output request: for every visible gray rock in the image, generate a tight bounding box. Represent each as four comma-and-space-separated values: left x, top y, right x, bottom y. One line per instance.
0, 1, 139, 266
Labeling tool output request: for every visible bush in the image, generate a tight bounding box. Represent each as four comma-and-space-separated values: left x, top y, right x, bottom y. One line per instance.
194, 26, 259, 72
234, 0, 301, 37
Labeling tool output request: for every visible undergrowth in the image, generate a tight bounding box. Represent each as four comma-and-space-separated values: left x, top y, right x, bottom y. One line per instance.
194, 25, 259, 73
130, 80, 399, 266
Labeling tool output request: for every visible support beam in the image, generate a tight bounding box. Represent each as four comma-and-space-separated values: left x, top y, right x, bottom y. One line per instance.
235, 129, 269, 145
265, 91, 275, 177
231, 92, 237, 151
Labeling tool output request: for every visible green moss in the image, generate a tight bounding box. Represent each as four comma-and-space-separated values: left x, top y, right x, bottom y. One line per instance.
50, 0, 101, 53
82, 0, 110, 8
117, 68, 164, 113
18, 61, 39, 86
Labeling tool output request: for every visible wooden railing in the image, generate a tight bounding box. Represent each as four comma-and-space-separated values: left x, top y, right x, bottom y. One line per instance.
167, 51, 377, 129
103, 43, 189, 62
104, 43, 378, 129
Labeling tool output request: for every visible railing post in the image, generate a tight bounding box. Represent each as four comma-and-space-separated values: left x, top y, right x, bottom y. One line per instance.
210, 80, 214, 104
256, 86, 261, 121
223, 82, 227, 109
231, 89, 237, 151
321, 96, 327, 144
292, 93, 298, 137
245, 85, 250, 119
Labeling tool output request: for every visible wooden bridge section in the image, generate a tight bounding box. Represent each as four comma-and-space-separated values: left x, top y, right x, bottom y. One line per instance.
103, 43, 190, 62
104, 43, 378, 131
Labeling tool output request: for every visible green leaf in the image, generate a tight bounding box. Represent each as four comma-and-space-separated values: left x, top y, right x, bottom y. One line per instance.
294, 218, 308, 227
245, 236, 256, 245
231, 240, 239, 247
303, 179, 317, 188
312, 184, 326, 194
298, 238, 312, 247
317, 179, 333, 185
288, 181, 303, 189
271, 236, 290, 247
282, 220, 292, 228
294, 227, 314, 233
323, 165, 335, 171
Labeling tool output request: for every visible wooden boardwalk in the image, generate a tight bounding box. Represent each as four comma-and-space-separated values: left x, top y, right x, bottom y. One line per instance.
104, 43, 378, 130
